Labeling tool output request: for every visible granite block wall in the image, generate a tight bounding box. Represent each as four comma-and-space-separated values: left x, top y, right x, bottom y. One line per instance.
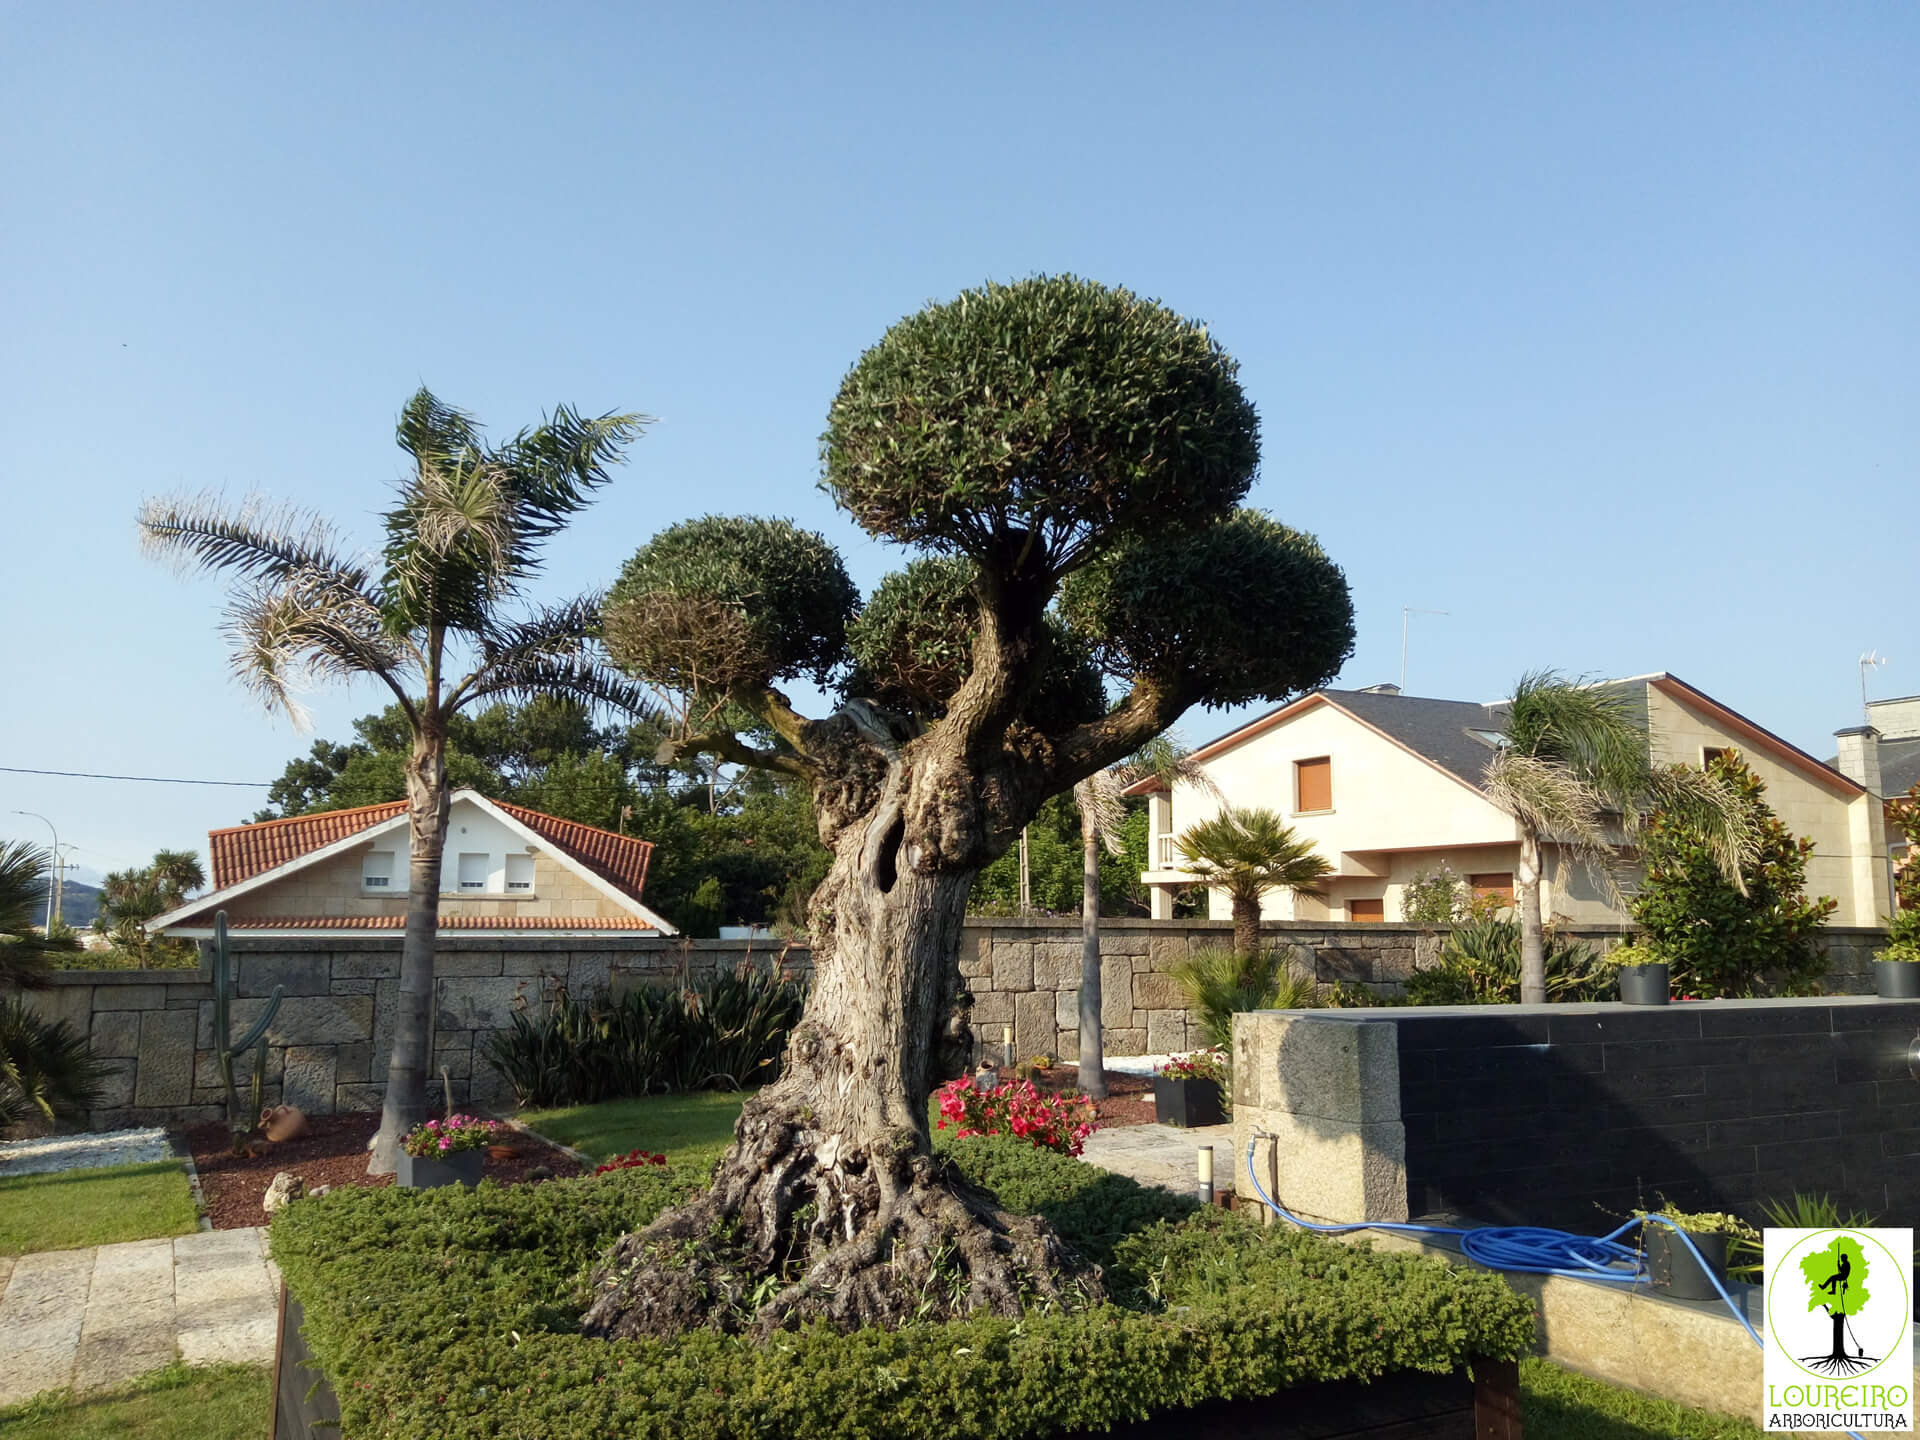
7, 919, 1890, 1134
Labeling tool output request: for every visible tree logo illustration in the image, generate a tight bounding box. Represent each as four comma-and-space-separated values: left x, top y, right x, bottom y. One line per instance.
1795, 1234, 1876, 1376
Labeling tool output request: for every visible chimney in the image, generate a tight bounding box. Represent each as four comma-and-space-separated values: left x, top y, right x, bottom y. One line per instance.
1867, 695, 1920, 742
1834, 726, 1883, 794
1834, 725, 1892, 926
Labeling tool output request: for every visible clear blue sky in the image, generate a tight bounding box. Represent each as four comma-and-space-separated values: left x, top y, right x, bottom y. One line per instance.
2, 3, 1913, 880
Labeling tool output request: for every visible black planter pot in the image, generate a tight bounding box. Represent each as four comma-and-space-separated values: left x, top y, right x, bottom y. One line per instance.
397, 1148, 484, 1189
1617, 963, 1671, 1006
1875, 960, 1920, 1000
1646, 1227, 1729, 1301
1153, 1075, 1225, 1128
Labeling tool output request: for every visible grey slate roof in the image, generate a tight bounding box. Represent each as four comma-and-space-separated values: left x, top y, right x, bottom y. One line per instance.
1318, 689, 1511, 793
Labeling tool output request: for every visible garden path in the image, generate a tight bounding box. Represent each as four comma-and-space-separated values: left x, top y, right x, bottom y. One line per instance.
0, 1227, 279, 1406
1079, 1120, 1233, 1195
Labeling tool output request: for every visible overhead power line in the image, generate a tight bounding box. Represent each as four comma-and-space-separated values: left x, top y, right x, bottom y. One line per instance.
0, 765, 271, 788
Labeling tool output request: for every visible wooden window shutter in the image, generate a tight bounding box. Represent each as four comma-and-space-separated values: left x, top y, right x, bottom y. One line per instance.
1296, 757, 1332, 812
1349, 898, 1384, 923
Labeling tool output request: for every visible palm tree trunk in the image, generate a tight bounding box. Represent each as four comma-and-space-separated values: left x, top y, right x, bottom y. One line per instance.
1232, 892, 1261, 960
1517, 828, 1546, 1005
1077, 804, 1107, 1099
369, 721, 451, 1175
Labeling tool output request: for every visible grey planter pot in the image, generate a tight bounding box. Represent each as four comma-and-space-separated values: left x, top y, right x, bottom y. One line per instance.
397, 1148, 483, 1189
1876, 960, 1920, 999
1153, 1076, 1225, 1128
1646, 1227, 1729, 1301
1617, 963, 1670, 1006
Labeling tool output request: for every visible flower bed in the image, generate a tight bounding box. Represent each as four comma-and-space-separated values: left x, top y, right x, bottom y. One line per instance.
271, 1137, 1535, 1439
934, 1076, 1098, 1155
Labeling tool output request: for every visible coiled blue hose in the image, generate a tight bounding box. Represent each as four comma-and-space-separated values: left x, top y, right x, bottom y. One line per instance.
1239, 1137, 1858, 1435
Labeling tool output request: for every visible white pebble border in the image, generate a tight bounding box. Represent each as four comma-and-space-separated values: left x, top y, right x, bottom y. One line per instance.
0, 1126, 175, 1178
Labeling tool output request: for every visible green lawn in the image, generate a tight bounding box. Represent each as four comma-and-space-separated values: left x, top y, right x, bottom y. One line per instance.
518, 1090, 750, 1170
0, 1161, 200, 1255
0, 1364, 268, 1438
1521, 1359, 1761, 1438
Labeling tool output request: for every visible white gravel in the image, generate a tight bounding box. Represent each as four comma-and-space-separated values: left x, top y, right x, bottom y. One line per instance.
0, 1127, 175, 1178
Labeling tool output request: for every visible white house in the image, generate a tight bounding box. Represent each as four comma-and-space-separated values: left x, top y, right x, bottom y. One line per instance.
1129, 674, 1891, 927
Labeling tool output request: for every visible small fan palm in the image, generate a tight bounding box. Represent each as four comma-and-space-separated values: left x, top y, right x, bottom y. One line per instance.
0, 843, 102, 1128
141, 388, 657, 1173
1172, 945, 1320, 1052
1176, 807, 1332, 958
1483, 671, 1752, 1004
1070, 735, 1216, 1096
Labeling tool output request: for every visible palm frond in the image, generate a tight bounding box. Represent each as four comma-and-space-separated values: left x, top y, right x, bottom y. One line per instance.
497, 405, 652, 543
1504, 671, 1646, 811
1644, 763, 1759, 885
138, 492, 370, 589
0, 841, 68, 988
458, 651, 664, 725
0, 995, 114, 1126
223, 570, 412, 726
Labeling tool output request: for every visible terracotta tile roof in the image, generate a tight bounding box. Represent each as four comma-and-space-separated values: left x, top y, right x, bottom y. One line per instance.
493, 801, 654, 901
206, 794, 655, 902
220, 914, 659, 931
208, 801, 406, 887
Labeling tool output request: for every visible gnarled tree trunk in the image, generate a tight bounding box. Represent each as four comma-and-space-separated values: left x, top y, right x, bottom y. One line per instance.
583, 729, 1102, 1340
368, 723, 450, 1175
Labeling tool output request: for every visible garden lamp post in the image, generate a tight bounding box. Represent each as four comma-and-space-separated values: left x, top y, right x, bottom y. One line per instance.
12, 810, 58, 927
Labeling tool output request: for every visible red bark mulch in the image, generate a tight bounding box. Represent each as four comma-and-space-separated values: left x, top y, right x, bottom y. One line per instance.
184, 1111, 586, 1230
1031, 1065, 1157, 1128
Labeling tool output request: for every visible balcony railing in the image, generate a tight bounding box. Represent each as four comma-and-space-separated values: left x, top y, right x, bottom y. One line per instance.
1156, 835, 1177, 868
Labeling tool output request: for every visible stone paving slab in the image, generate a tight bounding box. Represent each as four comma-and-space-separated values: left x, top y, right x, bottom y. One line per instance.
0, 1127, 174, 1178
0, 1227, 279, 1406
1080, 1120, 1234, 1195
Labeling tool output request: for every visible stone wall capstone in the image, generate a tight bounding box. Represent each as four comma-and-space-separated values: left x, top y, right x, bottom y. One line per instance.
6, 920, 1889, 1133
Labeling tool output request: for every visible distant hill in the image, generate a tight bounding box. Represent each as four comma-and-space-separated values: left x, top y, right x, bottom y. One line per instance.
45, 879, 102, 930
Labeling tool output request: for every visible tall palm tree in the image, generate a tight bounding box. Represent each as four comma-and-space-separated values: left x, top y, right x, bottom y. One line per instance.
141, 388, 654, 1172
1482, 671, 1752, 1005
1176, 807, 1333, 959
1, 841, 105, 1128
95, 849, 208, 964
1070, 735, 1215, 1097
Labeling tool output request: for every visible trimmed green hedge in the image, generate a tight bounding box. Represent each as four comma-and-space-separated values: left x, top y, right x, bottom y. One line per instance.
271, 1142, 1534, 1439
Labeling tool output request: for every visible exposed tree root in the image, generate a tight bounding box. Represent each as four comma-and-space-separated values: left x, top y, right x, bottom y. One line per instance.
580, 1093, 1103, 1341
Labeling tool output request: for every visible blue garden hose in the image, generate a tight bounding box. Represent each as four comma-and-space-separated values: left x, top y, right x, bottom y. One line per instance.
1240, 1137, 1860, 1436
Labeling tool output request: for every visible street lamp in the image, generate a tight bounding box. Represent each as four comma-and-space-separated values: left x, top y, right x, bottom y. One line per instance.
12, 811, 59, 928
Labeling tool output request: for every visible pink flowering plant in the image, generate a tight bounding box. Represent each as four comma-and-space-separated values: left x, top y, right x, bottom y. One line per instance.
400, 1114, 501, 1159
934, 1076, 1098, 1157
1156, 1047, 1228, 1086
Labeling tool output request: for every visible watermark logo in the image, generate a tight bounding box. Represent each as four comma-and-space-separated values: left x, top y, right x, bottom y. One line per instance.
1764, 1227, 1912, 1432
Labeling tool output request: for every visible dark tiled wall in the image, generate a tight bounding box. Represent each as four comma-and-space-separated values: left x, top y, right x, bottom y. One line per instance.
1396, 1002, 1920, 1231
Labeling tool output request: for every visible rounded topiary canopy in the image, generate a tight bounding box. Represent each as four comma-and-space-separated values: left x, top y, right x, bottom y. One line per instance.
845, 557, 1105, 733
823, 276, 1260, 564
604, 515, 857, 691
1059, 510, 1355, 708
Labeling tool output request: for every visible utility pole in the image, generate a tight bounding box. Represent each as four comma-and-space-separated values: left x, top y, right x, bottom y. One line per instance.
50, 844, 78, 929
12, 810, 59, 929
1401, 607, 1450, 691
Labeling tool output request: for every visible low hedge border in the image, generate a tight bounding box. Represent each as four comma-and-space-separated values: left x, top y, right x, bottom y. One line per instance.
271, 1137, 1534, 1439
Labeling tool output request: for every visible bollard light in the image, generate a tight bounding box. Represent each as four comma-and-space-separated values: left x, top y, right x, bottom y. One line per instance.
1003, 1025, 1014, 1070
1197, 1145, 1215, 1206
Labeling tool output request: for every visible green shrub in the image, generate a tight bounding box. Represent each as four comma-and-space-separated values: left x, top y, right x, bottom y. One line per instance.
273, 1138, 1535, 1440
485, 968, 806, 1108
1877, 907, 1920, 964
1405, 917, 1615, 1005
1172, 944, 1318, 1050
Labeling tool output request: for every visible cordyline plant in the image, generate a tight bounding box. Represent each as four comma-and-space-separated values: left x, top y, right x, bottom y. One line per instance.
586, 275, 1353, 1341
139, 390, 654, 1173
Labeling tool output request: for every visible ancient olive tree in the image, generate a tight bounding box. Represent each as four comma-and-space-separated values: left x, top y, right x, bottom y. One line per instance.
587, 276, 1354, 1340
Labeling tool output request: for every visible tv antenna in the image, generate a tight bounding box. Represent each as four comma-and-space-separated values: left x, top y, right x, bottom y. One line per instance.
1401, 607, 1450, 691
1861, 651, 1889, 721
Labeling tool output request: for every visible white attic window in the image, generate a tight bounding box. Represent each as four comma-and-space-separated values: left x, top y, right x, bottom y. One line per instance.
361, 851, 395, 889
457, 852, 489, 891
1467, 728, 1511, 750
505, 854, 534, 892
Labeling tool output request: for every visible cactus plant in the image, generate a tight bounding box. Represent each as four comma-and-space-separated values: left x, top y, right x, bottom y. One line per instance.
209, 910, 282, 1155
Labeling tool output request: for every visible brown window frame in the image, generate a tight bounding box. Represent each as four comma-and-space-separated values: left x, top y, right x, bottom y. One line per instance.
1701, 746, 1730, 769
1294, 756, 1333, 814
1468, 872, 1514, 903
1348, 897, 1385, 923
